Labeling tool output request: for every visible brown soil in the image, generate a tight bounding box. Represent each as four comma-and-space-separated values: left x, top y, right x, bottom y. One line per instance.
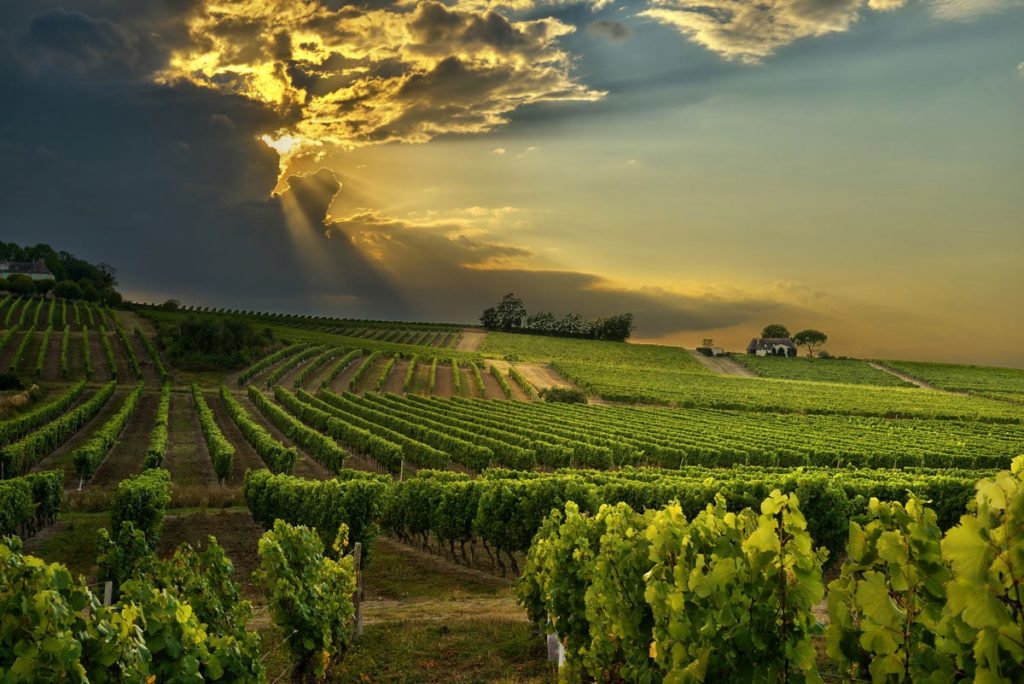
104, 332, 132, 383
480, 370, 507, 401
114, 310, 157, 336
32, 388, 129, 487
687, 349, 757, 377
88, 391, 158, 489
455, 329, 485, 352
384, 360, 408, 394
207, 390, 266, 486
165, 389, 217, 489
128, 333, 161, 387
158, 509, 265, 598
87, 330, 113, 382
353, 357, 390, 393
483, 361, 529, 401
328, 355, 365, 394
42, 331, 62, 381
432, 363, 455, 398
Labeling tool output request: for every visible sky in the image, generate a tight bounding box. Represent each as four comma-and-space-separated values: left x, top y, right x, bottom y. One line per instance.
0, 0, 1021, 365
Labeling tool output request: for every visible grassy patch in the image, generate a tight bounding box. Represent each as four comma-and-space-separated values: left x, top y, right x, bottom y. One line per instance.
364, 539, 508, 601
22, 512, 109, 579
331, 620, 553, 684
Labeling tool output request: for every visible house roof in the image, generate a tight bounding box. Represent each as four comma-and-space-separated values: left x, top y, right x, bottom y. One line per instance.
747, 337, 797, 351
0, 259, 53, 276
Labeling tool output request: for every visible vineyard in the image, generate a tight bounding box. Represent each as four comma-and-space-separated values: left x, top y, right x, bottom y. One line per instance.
2, 303, 1023, 682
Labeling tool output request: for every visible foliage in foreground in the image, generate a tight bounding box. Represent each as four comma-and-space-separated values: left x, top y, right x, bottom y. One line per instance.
0, 535, 263, 682
518, 455, 1024, 683
256, 520, 357, 682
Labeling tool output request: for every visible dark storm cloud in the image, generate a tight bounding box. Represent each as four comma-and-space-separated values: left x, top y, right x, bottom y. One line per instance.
326, 211, 780, 334
0, 1, 801, 333
23, 8, 140, 74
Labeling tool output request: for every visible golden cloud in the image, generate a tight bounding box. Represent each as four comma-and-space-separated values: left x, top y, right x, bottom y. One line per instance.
641, 0, 908, 62
156, 0, 602, 188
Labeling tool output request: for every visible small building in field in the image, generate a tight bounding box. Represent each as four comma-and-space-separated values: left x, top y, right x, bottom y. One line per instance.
0, 260, 55, 281
747, 337, 797, 357
697, 346, 725, 357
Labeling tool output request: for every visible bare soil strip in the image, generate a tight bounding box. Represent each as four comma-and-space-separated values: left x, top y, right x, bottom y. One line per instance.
165, 389, 217, 489
353, 357, 390, 394
104, 332, 132, 383
432, 363, 455, 398
480, 370, 508, 401
208, 390, 266, 486
236, 392, 332, 481
129, 334, 161, 387
329, 356, 365, 394
114, 310, 157, 337
867, 362, 946, 391
159, 510, 264, 597
88, 331, 112, 382
383, 360, 408, 394
455, 329, 485, 352
513, 363, 572, 392
483, 360, 529, 401
32, 389, 130, 486
42, 331, 61, 382
687, 349, 758, 377
89, 391, 158, 488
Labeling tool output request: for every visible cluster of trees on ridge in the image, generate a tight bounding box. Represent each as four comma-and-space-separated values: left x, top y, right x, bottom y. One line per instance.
0, 242, 121, 305
480, 293, 634, 342
760, 323, 829, 357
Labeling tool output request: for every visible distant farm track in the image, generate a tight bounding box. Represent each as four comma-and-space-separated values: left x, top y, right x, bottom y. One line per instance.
687, 350, 757, 377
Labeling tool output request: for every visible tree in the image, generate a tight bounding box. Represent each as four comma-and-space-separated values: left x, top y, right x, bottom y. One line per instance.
5, 274, 35, 297
494, 293, 526, 331
555, 312, 586, 336
592, 313, 634, 342
793, 329, 828, 357
480, 306, 498, 329
79, 282, 98, 302
525, 310, 556, 333
160, 299, 181, 311
53, 280, 83, 300
761, 323, 791, 339
0, 276, 7, 292
33, 279, 55, 297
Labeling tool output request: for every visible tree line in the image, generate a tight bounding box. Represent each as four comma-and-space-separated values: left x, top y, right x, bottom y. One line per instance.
0, 242, 121, 305
480, 293, 634, 342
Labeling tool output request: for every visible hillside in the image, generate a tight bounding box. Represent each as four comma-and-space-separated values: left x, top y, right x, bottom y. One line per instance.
3, 298, 1024, 682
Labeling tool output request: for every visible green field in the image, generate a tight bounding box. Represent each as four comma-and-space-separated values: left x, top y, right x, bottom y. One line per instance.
6, 307, 1024, 682
735, 354, 912, 387
884, 359, 1024, 398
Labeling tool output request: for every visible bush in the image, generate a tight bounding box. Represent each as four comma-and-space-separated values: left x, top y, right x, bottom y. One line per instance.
0, 372, 24, 391
158, 315, 272, 371
539, 386, 587, 403
255, 520, 357, 681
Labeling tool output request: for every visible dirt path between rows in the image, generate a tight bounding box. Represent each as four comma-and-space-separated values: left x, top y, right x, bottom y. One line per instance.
511, 362, 573, 391
455, 329, 485, 352
867, 362, 945, 391
483, 360, 529, 401
89, 391, 158, 488
236, 392, 332, 481
687, 350, 757, 377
